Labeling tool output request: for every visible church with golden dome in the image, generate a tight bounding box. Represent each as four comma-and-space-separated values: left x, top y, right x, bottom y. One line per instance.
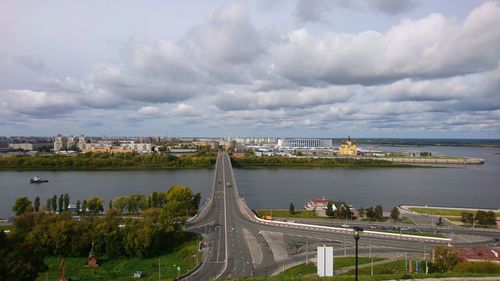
339, 136, 358, 156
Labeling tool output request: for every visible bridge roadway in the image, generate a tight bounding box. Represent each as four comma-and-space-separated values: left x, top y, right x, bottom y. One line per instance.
185, 153, 491, 280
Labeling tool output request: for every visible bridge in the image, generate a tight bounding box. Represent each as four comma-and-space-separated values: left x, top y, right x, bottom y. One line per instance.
185, 153, 496, 280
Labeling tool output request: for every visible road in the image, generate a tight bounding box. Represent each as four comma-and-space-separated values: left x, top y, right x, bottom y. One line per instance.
185, 153, 495, 280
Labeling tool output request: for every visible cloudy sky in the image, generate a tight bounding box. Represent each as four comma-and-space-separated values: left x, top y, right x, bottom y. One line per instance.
1, 0, 499, 138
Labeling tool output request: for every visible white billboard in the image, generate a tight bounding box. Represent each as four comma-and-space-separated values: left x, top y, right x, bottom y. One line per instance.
317, 246, 333, 277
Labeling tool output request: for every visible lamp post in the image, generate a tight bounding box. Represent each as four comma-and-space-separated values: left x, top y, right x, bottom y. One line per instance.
353, 226, 363, 281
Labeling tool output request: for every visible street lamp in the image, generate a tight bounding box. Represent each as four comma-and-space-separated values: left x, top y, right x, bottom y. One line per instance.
353, 226, 363, 281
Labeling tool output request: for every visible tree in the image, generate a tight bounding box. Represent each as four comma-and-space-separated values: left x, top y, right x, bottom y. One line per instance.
192, 192, 201, 210
390, 207, 400, 222
437, 216, 443, 226
33, 197, 40, 213
58, 194, 63, 213
476, 210, 497, 227
366, 207, 376, 220
12, 197, 32, 216
109, 199, 113, 210
433, 246, 459, 272
289, 203, 295, 215
45, 198, 51, 211
460, 212, 474, 225
86, 197, 104, 215
2, 242, 47, 281
76, 200, 81, 214
357, 207, 366, 219
81, 200, 87, 215
325, 202, 335, 217
51, 195, 57, 212
374, 205, 384, 221
63, 193, 70, 210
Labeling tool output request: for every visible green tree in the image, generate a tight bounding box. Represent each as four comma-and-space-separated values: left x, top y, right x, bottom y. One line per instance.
12, 197, 32, 216
192, 192, 202, 210
289, 203, 295, 215
366, 207, 375, 220
58, 194, 63, 213
51, 195, 57, 212
460, 212, 474, 225
390, 207, 400, 222
109, 199, 113, 210
433, 246, 459, 272
476, 210, 497, 227
45, 198, 51, 211
33, 197, 40, 213
2, 242, 47, 281
63, 193, 70, 210
81, 200, 87, 215
76, 200, 81, 214
357, 207, 366, 218
86, 197, 104, 215
374, 205, 384, 221
325, 202, 334, 217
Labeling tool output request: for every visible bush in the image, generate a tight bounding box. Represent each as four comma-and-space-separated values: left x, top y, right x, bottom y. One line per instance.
453, 261, 500, 273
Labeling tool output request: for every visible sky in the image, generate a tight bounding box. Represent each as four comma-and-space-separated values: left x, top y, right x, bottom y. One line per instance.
0, 0, 499, 138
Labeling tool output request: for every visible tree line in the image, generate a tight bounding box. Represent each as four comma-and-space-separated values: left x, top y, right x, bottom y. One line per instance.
0, 152, 216, 170
2, 186, 201, 281
230, 156, 406, 168
460, 210, 497, 227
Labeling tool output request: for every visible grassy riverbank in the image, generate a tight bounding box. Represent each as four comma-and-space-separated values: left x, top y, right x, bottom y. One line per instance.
409, 207, 500, 218
0, 153, 216, 170
0, 153, 416, 170
230, 157, 412, 168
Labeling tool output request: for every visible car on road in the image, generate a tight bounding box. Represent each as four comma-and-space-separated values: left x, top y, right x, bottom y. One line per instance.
341, 224, 350, 228
214, 224, 221, 230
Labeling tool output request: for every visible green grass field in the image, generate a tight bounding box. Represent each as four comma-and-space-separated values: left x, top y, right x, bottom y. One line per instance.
256, 209, 322, 219
0, 225, 13, 231
409, 207, 500, 218
277, 257, 382, 278
36, 238, 201, 281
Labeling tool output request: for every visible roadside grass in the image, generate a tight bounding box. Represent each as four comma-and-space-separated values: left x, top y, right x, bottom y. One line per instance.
277, 257, 382, 278
255, 209, 322, 219
409, 207, 500, 218
36, 237, 201, 281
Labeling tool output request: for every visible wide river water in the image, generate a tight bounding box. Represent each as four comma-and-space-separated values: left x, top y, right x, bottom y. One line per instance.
1, 146, 499, 218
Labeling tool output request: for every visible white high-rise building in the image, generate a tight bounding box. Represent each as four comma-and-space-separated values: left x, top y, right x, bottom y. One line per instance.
53, 134, 65, 151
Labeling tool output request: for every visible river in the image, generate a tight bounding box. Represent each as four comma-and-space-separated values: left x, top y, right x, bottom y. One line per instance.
0, 146, 499, 218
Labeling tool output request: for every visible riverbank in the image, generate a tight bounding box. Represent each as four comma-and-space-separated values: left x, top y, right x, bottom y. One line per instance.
0, 153, 419, 170
230, 156, 414, 168
0, 153, 216, 170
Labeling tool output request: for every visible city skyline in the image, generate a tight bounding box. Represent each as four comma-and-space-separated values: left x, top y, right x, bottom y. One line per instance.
1, 1, 499, 138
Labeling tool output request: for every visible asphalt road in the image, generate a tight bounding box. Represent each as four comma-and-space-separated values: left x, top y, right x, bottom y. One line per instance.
184, 153, 496, 280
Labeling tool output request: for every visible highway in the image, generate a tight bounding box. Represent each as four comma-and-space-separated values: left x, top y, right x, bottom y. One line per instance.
185, 153, 497, 280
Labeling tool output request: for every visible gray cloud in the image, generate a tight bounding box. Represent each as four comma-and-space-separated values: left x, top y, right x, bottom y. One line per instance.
276, 2, 500, 86
14, 55, 48, 72
295, 0, 334, 23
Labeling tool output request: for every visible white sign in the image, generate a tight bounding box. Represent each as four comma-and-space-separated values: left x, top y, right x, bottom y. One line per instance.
317, 246, 333, 277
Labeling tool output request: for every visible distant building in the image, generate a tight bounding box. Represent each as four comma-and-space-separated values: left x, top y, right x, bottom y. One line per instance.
278, 138, 333, 149
304, 197, 336, 211
8, 142, 52, 151
54, 134, 65, 151
78, 135, 87, 150
339, 136, 357, 156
